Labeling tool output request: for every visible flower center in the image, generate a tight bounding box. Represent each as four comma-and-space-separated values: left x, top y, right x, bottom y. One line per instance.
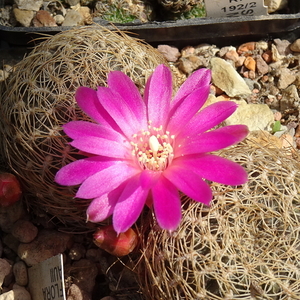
131, 123, 175, 171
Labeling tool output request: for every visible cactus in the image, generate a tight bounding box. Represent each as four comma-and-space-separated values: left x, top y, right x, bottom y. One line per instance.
0, 25, 167, 229
136, 141, 300, 299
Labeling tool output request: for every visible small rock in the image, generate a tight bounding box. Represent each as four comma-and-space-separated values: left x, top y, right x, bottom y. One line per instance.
290, 39, 300, 52
32, 10, 57, 27
157, 45, 180, 62
244, 56, 256, 71
18, 230, 73, 266
280, 85, 299, 111
178, 56, 204, 75
67, 283, 90, 300
224, 48, 239, 62
255, 55, 269, 75
235, 56, 246, 67
262, 50, 273, 63
0, 284, 31, 300
225, 100, 274, 131
277, 68, 296, 90
219, 46, 235, 58
54, 14, 65, 25
274, 111, 282, 121
62, 10, 84, 26
79, 6, 93, 25
0, 259, 11, 287
65, 0, 81, 5
11, 220, 38, 243
70, 259, 98, 294
255, 41, 268, 52
15, 0, 43, 11
237, 42, 256, 55
13, 261, 28, 286
13, 8, 34, 27
0, 201, 27, 233
271, 44, 283, 62
68, 243, 86, 261
273, 38, 292, 56
210, 57, 252, 97
264, 0, 288, 13
2, 234, 20, 254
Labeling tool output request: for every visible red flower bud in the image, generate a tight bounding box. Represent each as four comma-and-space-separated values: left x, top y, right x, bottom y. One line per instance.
93, 225, 138, 257
0, 173, 22, 207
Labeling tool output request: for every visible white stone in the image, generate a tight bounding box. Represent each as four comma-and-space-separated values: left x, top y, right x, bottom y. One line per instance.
0, 284, 31, 300
15, 0, 43, 11
264, 0, 288, 13
13, 8, 34, 27
0, 259, 11, 287
225, 100, 274, 131
210, 57, 251, 97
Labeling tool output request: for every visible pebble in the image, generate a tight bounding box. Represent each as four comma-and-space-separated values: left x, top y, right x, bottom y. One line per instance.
0, 258, 11, 287
280, 85, 299, 111
244, 56, 256, 71
62, 9, 84, 26
237, 41, 256, 55
13, 260, 28, 286
225, 100, 275, 131
273, 38, 292, 56
15, 0, 43, 11
255, 55, 269, 75
290, 39, 300, 52
18, 229, 73, 266
265, 0, 288, 13
13, 8, 34, 27
157, 45, 181, 62
210, 57, 252, 97
0, 284, 31, 300
11, 220, 38, 243
277, 68, 296, 90
32, 10, 57, 27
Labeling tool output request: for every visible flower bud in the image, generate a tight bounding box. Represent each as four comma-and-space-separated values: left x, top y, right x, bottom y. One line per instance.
93, 225, 138, 257
0, 173, 22, 207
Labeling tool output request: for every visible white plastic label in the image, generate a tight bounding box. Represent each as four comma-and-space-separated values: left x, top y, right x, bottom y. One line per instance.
204, 0, 268, 18
28, 254, 66, 300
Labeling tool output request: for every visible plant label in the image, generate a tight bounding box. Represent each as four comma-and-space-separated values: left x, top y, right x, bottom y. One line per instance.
204, 0, 268, 18
28, 254, 66, 300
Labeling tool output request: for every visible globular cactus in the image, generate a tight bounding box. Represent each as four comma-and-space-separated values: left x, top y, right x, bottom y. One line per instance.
136, 140, 300, 299
0, 25, 167, 229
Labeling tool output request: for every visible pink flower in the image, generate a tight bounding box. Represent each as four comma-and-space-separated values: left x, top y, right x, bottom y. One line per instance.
55, 64, 248, 234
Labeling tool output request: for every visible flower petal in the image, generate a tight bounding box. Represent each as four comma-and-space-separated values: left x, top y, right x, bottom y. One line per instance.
163, 164, 212, 205
86, 182, 126, 223
63, 121, 126, 142
76, 162, 139, 199
174, 154, 248, 185
55, 157, 120, 186
167, 85, 210, 135
144, 64, 172, 129
171, 68, 211, 110
175, 125, 249, 157
97, 87, 146, 138
113, 174, 149, 234
107, 71, 147, 121
140, 169, 161, 189
151, 176, 181, 231
177, 101, 238, 139
70, 136, 130, 159
75, 87, 119, 130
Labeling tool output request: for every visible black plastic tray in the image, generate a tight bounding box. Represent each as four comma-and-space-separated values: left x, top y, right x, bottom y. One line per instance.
1, 3, 300, 48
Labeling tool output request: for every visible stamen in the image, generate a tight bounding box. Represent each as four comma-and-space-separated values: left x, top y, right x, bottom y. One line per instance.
131, 122, 175, 171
